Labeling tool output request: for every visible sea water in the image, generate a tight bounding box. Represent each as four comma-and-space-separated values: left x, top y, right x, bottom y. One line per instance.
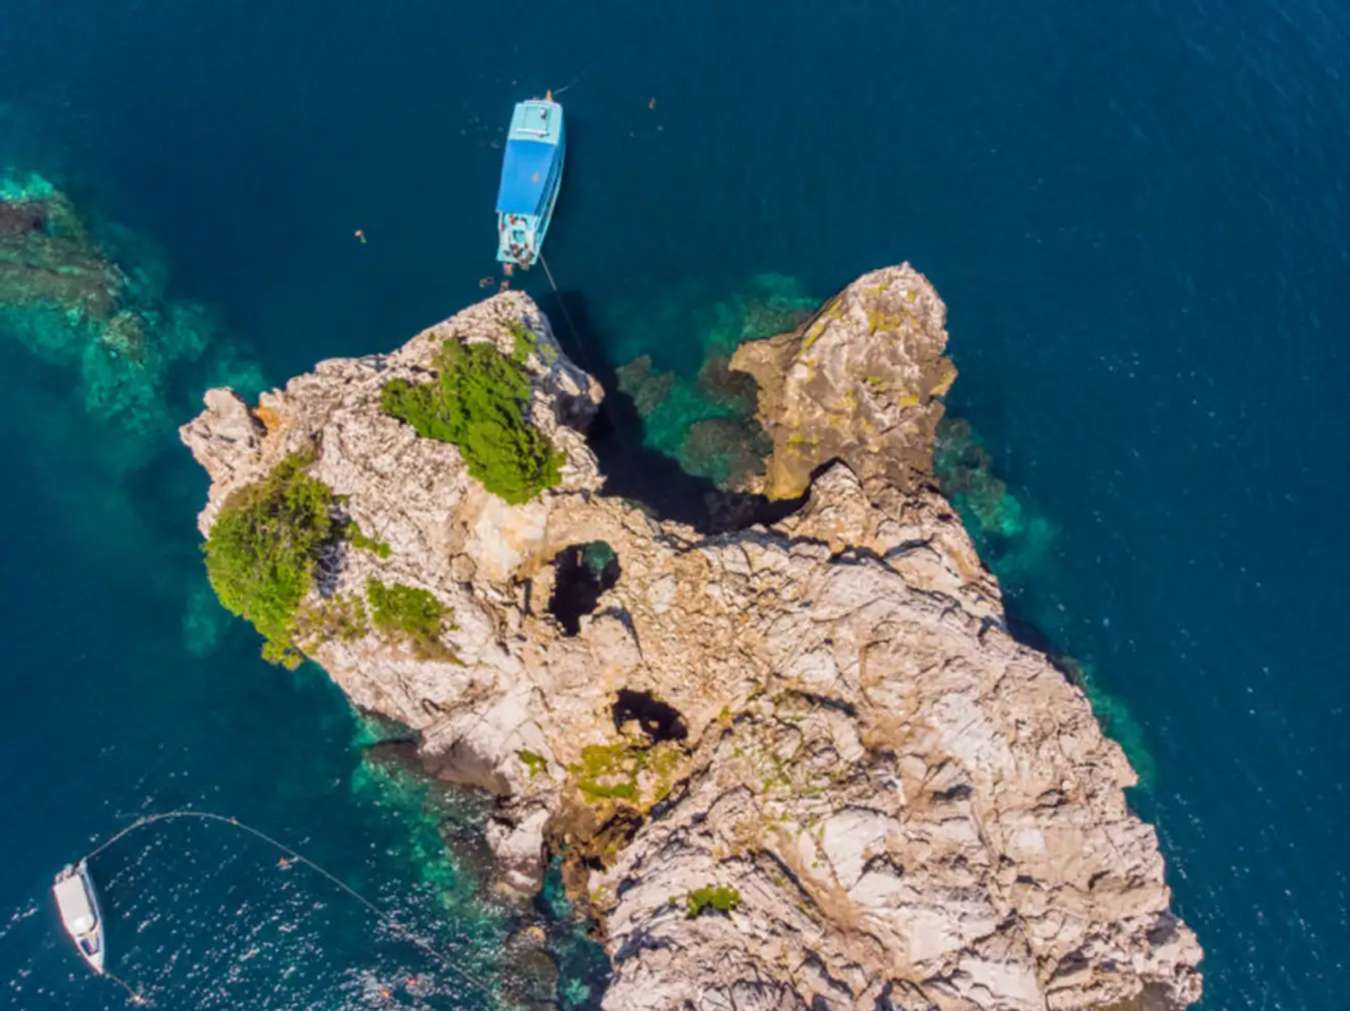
1, 2, 1346, 1008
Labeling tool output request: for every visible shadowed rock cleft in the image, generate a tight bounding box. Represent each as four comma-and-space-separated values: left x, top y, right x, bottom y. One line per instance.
611, 690, 688, 743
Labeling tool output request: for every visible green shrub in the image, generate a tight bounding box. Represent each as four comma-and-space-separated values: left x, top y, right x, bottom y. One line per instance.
293, 592, 369, 649
509, 320, 558, 366
380, 337, 563, 504
365, 577, 460, 662
344, 521, 391, 558
509, 320, 537, 363
685, 884, 741, 919
203, 452, 336, 668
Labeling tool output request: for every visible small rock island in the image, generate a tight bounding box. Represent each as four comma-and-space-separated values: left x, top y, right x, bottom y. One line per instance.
182, 265, 1202, 1010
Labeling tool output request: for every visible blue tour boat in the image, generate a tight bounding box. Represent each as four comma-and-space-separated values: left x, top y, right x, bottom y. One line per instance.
495, 93, 565, 272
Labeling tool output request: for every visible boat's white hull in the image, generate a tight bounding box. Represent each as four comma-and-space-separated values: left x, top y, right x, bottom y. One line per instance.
52, 861, 105, 975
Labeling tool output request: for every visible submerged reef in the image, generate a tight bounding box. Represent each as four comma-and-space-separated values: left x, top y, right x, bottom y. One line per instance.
1, 169, 268, 684
615, 352, 770, 488
349, 718, 604, 1010
933, 416, 1055, 569
184, 266, 1202, 1010
613, 273, 816, 488
0, 170, 262, 457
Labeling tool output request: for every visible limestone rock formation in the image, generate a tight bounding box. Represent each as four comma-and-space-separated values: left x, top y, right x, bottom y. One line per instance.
730, 269, 957, 501
182, 266, 1202, 1010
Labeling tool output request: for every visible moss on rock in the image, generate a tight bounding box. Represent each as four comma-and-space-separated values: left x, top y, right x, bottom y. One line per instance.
569, 739, 685, 810
684, 884, 741, 919
518, 749, 549, 778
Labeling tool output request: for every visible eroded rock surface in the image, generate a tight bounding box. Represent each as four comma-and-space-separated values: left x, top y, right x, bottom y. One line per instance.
182, 266, 1202, 1010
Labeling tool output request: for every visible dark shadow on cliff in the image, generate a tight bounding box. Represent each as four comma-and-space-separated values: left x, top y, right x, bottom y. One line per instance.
611, 689, 688, 742
548, 541, 621, 635
1001, 608, 1084, 688
536, 287, 806, 533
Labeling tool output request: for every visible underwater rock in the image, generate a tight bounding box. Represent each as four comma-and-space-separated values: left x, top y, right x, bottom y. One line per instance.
614, 350, 772, 490
0, 181, 124, 321
610, 275, 816, 491
934, 416, 1022, 538
0, 200, 46, 237
679, 415, 770, 490
695, 352, 759, 413
0, 170, 264, 445
614, 354, 674, 417
183, 268, 1202, 1010
501, 924, 561, 1011
699, 271, 818, 359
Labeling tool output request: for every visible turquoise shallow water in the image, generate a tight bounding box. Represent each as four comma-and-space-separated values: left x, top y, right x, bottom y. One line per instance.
2, 2, 1348, 1008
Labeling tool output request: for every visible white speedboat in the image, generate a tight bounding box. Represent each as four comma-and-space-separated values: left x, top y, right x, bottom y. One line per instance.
53, 860, 105, 974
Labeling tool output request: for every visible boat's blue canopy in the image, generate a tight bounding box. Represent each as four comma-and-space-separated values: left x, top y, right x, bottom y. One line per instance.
496, 139, 558, 216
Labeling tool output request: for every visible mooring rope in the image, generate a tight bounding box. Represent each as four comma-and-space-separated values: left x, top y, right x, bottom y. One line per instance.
103, 968, 145, 1005
537, 251, 634, 456
550, 69, 590, 97
538, 252, 592, 368
79, 810, 495, 1005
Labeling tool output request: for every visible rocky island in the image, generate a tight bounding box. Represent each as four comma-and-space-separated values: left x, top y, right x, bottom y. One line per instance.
182, 265, 1202, 1010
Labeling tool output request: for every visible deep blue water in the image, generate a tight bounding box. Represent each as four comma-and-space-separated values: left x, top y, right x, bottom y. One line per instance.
2, 2, 1348, 1008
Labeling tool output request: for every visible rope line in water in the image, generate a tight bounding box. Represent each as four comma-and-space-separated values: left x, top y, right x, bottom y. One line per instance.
550, 59, 599, 97
537, 252, 632, 453
104, 968, 144, 1005
81, 810, 495, 1004
538, 253, 592, 372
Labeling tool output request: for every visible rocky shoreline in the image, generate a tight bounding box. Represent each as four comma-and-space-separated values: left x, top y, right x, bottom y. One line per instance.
182, 264, 1202, 1009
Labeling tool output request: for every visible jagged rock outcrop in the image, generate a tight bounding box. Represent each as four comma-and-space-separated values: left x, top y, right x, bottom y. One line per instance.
182, 265, 1202, 1010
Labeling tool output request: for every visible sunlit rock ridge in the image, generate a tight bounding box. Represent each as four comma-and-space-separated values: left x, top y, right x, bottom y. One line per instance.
182, 265, 1202, 1010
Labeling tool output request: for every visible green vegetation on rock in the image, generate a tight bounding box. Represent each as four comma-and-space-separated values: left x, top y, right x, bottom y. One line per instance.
202, 452, 336, 668
518, 749, 549, 778
365, 577, 460, 662
293, 592, 369, 648
380, 336, 563, 504
684, 884, 741, 919
344, 521, 391, 558
571, 743, 639, 800
508, 319, 558, 366
569, 739, 683, 807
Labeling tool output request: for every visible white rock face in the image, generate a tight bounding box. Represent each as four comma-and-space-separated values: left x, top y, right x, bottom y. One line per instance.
182, 270, 1202, 1010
